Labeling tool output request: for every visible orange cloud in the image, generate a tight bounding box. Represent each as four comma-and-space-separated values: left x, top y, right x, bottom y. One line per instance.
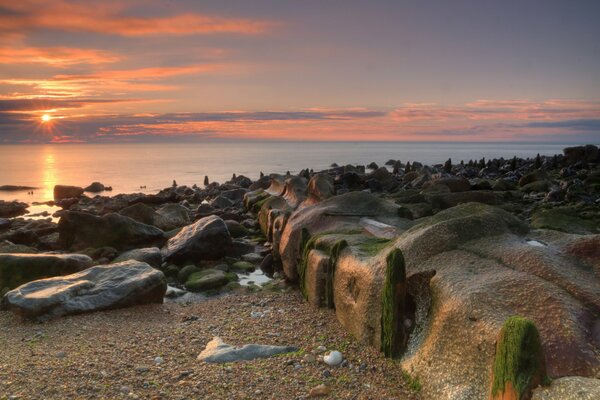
0, 1, 275, 36
0, 46, 120, 67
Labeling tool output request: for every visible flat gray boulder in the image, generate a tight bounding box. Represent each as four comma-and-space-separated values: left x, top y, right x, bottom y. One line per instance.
1, 260, 166, 320
58, 211, 165, 250
162, 215, 231, 264
197, 337, 297, 363
113, 247, 162, 269
0, 253, 92, 291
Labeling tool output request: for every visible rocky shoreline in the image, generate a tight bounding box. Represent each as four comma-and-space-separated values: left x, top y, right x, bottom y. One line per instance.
1, 144, 599, 399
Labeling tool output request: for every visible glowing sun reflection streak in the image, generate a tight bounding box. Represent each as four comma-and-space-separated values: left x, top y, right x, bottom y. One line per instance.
42, 147, 58, 201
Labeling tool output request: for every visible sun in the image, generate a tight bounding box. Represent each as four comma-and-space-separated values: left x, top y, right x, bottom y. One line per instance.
41, 114, 52, 123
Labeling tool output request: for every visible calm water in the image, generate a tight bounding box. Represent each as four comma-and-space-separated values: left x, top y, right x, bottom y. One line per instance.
0, 141, 582, 203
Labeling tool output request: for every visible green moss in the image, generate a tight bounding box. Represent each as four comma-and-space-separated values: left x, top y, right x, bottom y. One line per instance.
401, 369, 422, 393
325, 239, 348, 309
531, 207, 599, 235
356, 237, 391, 256
380, 249, 407, 358
298, 229, 319, 300
491, 316, 548, 399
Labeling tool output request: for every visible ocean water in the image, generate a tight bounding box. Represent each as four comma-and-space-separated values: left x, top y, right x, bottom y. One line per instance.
0, 141, 581, 203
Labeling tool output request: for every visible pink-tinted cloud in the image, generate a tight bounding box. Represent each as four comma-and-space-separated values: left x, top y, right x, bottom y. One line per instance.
391, 99, 600, 123
0, 46, 120, 67
0, 1, 275, 36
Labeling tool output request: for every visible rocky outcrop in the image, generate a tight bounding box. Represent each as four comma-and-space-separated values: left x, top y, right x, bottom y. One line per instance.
58, 211, 165, 250
0, 253, 92, 291
53, 185, 84, 200
1, 260, 166, 320
162, 215, 231, 264
0, 200, 28, 218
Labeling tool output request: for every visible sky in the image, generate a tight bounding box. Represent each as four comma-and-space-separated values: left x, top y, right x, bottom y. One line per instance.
0, 0, 599, 143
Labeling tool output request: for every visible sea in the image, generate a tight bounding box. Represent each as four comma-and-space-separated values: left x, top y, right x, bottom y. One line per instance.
0, 141, 584, 205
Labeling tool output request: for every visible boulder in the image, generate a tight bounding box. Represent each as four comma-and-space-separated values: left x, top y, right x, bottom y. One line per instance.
1, 260, 166, 320
563, 145, 600, 165
185, 269, 229, 291
58, 211, 165, 250
197, 337, 297, 363
423, 177, 470, 193
531, 207, 599, 235
0, 253, 92, 291
225, 220, 249, 238
53, 185, 84, 200
162, 215, 231, 264
113, 247, 162, 269
83, 182, 105, 193
0, 200, 28, 218
119, 202, 189, 231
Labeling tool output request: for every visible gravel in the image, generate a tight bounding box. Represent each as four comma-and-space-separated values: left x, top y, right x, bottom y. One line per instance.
0, 289, 421, 399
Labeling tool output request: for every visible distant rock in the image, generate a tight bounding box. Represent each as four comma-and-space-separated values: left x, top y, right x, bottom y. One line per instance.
53, 185, 84, 200
0, 185, 36, 192
0, 200, 28, 218
0, 253, 92, 291
1, 260, 166, 320
83, 182, 105, 193
58, 211, 165, 250
162, 215, 231, 264
197, 337, 297, 363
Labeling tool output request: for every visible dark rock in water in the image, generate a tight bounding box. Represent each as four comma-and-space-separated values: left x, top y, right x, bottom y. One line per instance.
0, 253, 92, 291
0, 185, 37, 192
367, 162, 379, 170
563, 144, 599, 165
227, 175, 253, 188
83, 182, 105, 193
162, 215, 231, 264
53, 185, 84, 200
58, 211, 165, 251
1, 260, 166, 321
185, 269, 229, 291
113, 247, 162, 269
197, 337, 297, 363
0, 200, 29, 218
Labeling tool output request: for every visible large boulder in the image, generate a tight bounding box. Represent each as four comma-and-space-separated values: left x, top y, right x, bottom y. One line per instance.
162, 215, 231, 264
0, 200, 28, 218
113, 247, 162, 269
53, 185, 84, 200
58, 211, 165, 250
0, 253, 92, 291
1, 260, 166, 321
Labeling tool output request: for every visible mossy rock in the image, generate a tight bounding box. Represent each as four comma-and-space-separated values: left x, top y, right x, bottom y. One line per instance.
490, 316, 548, 400
224, 271, 239, 282
380, 249, 407, 359
177, 264, 200, 283
230, 260, 256, 273
531, 207, 599, 235
185, 269, 229, 292
163, 264, 179, 278
520, 180, 550, 193
224, 281, 242, 291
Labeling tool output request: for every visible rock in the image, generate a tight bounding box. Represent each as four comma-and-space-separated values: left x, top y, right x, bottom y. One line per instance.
241, 253, 263, 263
323, 351, 343, 366
563, 144, 600, 165
0, 185, 36, 191
227, 175, 253, 188
225, 220, 249, 238
120, 203, 189, 231
162, 215, 231, 264
531, 207, 599, 234
0, 253, 92, 291
210, 195, 234, 209
424, 190, 502, 209
197, 337, 297, 363
0, 218, 11, 229
521, 180, 551, 193
0, 240, 37, 254
230, 260, 255, 273
532, 376, 600, 400
113, 247, 162, 269
492, 179, 516, 191
185, 269, 229, 291
423, 177, 470, 193
519, 171, 546, 187
83, 182, 105, 193
53, 185, 84, 200
196, 203, 216, 217
58, 211, 165, 251
309, 384, 331, 397
0, 200, 29, 218
177, 265, 200, 283
1, 260, 166, 320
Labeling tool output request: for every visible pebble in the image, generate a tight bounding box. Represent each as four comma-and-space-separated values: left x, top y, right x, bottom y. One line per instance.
55, 351, 66, 359
316, 345, 327, 353
323, 350, 343, 366
154, 356, 164, 365
120, 386, 131, 394
322, 370, 332, 378
309, 384, 330, 397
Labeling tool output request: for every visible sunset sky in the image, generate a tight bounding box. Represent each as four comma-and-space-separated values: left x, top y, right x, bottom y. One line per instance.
0, 0, 599, 143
